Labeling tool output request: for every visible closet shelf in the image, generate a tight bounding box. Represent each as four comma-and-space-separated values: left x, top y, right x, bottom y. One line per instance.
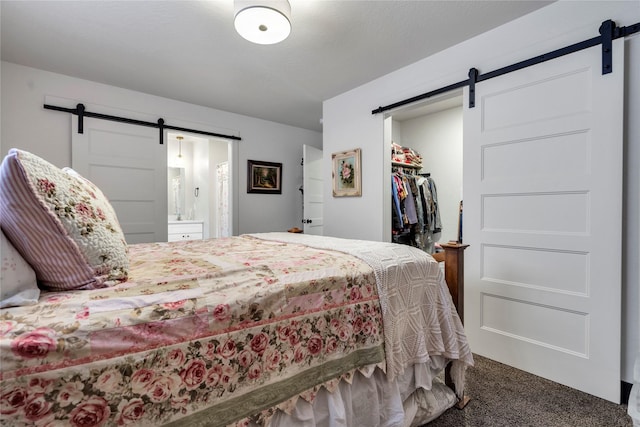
392, 161, 423, 169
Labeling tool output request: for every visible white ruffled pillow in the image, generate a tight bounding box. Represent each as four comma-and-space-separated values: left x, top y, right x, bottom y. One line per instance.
1, 229, 40, 308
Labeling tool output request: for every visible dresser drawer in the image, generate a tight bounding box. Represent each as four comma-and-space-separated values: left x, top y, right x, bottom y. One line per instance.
169, 223, 202, 234
168, 232, 203, 242
168, 222, 203, 241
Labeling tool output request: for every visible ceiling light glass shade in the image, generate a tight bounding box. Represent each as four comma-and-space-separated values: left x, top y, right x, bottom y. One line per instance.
234, 0, 291, 45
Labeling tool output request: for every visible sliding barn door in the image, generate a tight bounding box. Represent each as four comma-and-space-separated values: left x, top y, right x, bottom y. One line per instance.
463, 39, 624, 402
72, 117, 167, 244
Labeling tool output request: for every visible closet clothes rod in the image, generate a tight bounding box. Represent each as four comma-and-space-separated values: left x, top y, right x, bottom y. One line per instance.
371, 19, 640, 114
392, 166, 426, 176
43, 103, 242, 144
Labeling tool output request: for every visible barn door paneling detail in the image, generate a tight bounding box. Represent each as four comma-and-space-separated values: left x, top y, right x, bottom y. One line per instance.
463, 39, 624, 402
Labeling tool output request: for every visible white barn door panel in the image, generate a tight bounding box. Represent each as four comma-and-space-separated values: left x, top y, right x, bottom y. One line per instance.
72, 117, 167, 244
464, 39, 624, 402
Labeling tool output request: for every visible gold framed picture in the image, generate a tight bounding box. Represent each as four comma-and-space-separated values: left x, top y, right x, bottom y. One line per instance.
332, 148, 361, 197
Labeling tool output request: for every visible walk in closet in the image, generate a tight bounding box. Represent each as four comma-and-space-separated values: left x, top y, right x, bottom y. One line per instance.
391, 143, 442, 253
388, 94, 463, 254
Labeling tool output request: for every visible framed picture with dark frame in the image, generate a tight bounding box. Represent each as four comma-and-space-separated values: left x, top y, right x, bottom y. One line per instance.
247, 160, 282, 194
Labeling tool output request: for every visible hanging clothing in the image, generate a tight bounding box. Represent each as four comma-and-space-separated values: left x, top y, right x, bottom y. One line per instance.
392, 168, 442, 254
391, 172, 413, 245
427, 176, 442, 233
391, 178, 403, 229
403, 176, 418, 225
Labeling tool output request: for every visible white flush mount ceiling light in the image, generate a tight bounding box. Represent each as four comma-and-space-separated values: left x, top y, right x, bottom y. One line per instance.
234, 0, 291, 45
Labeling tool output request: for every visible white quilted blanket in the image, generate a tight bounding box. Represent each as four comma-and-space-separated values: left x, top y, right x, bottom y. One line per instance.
249, 233, 473, 385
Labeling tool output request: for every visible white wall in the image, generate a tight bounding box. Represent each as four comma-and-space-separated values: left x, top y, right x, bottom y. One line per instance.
397, 106, 463, 244
0, 62, 322, 235
391, 119, 403, 145
323, 1, 639, 384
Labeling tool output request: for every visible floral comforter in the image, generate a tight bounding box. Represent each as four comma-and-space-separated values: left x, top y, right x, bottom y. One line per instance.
0, 235, 386, 426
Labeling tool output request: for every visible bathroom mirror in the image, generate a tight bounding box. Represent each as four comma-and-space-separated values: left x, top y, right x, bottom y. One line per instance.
168, 167, 186, 220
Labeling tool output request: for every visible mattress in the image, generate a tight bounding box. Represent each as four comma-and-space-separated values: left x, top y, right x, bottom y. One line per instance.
0, 233, 471, 426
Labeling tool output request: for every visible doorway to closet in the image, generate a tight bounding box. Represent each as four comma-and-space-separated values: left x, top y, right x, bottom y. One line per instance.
385, 91, 463, 249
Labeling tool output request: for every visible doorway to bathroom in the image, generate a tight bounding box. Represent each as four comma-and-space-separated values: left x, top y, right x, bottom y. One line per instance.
167, 132, 234, 239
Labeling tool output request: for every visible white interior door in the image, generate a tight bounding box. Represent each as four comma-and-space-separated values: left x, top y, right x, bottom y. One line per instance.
303, 145, 323, 235
72, 116, 167, 244
463, 40, 624, 402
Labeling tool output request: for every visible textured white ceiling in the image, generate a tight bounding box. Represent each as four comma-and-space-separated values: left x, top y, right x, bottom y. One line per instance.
1, 0, 553, 132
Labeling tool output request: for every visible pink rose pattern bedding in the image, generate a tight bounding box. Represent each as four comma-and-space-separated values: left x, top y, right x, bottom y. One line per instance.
0, 236, 384, 426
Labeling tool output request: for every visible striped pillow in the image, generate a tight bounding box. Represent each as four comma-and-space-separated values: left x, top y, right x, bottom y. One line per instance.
0, 149, 129, 291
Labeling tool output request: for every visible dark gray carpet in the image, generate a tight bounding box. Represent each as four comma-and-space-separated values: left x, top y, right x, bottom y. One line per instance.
427, 354, 632, 427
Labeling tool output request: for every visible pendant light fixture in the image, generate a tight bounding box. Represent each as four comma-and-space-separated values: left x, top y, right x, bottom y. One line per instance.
175, 135, 185, 167
234, 0, 291, 45
177, 136, 184, 159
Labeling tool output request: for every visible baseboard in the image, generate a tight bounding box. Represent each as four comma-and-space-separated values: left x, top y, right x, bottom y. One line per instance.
622, 381, 633, 405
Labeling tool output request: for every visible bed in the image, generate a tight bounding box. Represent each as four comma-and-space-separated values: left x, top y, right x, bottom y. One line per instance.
0, 149, 473, 426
